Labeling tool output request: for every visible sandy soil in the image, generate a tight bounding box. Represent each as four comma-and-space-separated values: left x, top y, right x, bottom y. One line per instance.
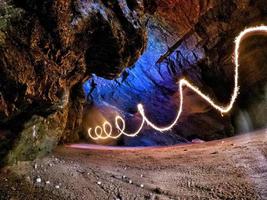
0, 129, 267, 200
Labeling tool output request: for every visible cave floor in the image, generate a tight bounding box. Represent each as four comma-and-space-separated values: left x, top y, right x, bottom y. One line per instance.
1, 129, 267, 200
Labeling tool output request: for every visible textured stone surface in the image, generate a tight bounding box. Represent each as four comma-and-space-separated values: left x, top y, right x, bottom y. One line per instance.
155, 0, 215, 35
0, 0, 148, 123
1, 0, 267, 163
0, 0, 149, 164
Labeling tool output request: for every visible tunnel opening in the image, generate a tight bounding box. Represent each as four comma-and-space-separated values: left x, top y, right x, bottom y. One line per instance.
80, 20, 267, 147
81, 19, 197, 147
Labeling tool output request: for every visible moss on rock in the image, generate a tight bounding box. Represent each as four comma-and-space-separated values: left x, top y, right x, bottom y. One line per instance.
0, 1, 23, 45
6, 110, 67, 164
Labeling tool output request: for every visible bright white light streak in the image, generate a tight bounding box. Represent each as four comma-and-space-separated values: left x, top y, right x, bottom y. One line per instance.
88, 25, 267, 140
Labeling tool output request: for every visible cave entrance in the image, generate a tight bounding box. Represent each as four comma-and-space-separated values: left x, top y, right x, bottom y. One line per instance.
79, 24, 267, 148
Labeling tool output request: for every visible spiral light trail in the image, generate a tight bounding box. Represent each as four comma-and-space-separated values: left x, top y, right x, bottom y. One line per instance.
88, 25, 267, 140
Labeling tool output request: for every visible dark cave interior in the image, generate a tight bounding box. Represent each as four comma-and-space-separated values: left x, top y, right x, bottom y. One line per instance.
0, 1, 267, 199
0, 0, 266, 163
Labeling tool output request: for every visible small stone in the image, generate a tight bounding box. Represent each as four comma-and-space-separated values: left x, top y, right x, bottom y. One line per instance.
129, 180, 132, 184
140, 184, 144, 188
122, 175, 126, 179
34, 163, 38, 169
97, 181, 101, 185
140, 174, 143, 178
32, 125, 37, 138
55, 185, 60, 189
36, 178, 41, 183
49, 163, 53, 167
45, 181, 50, 184
154, 187, 163, 194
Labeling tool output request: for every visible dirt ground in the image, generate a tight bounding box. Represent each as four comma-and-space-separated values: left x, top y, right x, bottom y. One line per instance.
0, 129, 267, 200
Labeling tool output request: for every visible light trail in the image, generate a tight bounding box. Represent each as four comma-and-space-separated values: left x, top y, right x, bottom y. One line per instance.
88, 25, 267, 140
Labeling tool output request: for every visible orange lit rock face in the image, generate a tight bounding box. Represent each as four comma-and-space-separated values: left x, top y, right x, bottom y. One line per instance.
155, 0, 214, 35
0, 0, 150, 124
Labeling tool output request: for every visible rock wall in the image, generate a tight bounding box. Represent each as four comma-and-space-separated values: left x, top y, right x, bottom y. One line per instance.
0, 0, 150, 164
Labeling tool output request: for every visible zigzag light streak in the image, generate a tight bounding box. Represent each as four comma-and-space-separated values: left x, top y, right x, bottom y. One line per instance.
88, 25, 267, 140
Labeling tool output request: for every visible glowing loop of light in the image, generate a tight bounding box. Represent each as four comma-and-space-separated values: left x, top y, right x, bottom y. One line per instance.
88, 25, 267, 140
